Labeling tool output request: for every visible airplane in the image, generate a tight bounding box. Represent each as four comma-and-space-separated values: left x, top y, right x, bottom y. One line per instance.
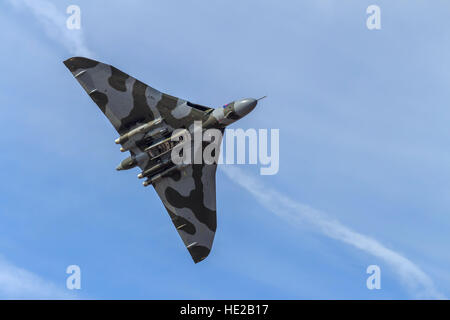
63, 57, 260, 263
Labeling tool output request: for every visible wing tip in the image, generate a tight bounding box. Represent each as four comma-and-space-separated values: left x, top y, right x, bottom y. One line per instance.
63, 57, 100, 73
188, 245, 211, 264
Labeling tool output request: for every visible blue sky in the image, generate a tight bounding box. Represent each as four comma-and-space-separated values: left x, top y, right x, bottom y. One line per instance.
1, 0, 450, 299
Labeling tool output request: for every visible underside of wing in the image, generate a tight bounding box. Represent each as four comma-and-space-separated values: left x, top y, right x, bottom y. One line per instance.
153, 164, 218, 263
63, 57, 210, 136
64, 57, 222, 264
64, 57, 162, 135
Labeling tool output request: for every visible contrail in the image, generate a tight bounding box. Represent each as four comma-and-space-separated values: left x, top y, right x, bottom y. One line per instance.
0, 255, 74, 299
7, 0, 93, 57
222, 165, 445, 299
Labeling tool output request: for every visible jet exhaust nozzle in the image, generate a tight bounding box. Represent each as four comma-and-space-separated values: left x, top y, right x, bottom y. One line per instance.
116, 156, 137, 171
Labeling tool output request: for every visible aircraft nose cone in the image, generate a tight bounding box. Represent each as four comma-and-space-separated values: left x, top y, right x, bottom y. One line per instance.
234, 98, 257, 117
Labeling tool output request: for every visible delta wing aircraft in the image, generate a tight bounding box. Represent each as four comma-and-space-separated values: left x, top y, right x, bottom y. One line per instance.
64, 57, 260, 263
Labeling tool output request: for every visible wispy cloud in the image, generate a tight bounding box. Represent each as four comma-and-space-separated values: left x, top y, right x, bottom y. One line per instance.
0, 256, 74, 299
222, 166, 445, 299
7, 0, 93, 57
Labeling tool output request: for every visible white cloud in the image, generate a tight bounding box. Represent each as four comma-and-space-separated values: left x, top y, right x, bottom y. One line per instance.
222, 166, 445, 299
7, 0, 93, 57
0, 256, 74, 299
